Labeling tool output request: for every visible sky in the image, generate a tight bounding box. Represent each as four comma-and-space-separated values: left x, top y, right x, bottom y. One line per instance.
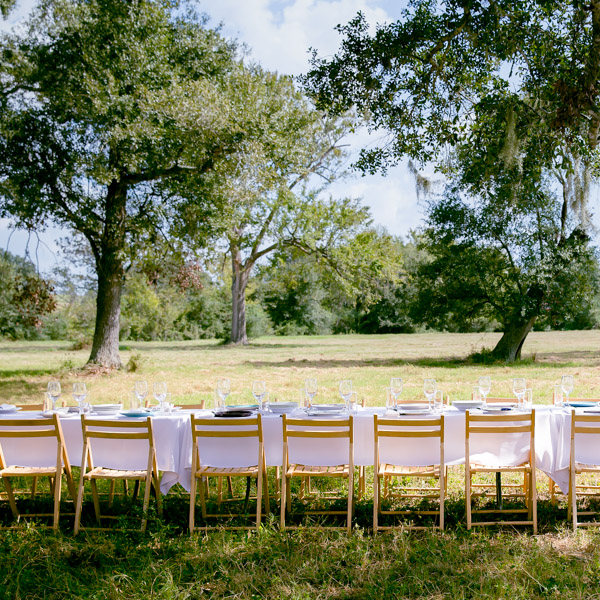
0, 0, 422, 273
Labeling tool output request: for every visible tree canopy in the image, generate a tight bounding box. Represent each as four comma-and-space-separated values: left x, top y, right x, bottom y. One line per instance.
0, 0, 251, 367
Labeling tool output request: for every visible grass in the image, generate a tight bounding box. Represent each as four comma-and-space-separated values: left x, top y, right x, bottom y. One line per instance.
3, 331, 600, 598
4, 330, 600, 406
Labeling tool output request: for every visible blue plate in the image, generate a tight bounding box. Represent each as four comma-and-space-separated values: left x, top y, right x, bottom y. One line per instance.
120, 410, 151, 418
566, 401, 598, 408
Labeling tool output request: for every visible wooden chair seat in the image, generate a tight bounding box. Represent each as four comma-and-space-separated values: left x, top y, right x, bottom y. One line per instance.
469, 463, 532, 473
195, 465, 260, 478
287, 464, 350, 477
2, 465, 61, 477
379, 464, 440, 477
83, 467, 150, 480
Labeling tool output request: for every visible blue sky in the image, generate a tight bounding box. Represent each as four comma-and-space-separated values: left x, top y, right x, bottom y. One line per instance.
0, 0, 422, 273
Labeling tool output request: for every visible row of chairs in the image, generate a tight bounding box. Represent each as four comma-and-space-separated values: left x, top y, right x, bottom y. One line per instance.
0, 409, 598, 532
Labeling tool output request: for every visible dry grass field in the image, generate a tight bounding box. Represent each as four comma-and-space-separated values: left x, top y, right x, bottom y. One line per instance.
3, 330, 600, 406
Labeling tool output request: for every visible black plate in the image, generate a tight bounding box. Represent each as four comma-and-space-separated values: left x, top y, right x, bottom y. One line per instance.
214, 410, 254, 418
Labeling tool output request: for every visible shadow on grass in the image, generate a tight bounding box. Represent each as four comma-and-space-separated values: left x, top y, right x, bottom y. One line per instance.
244, 355, 583, 369
0, 377, 46, 399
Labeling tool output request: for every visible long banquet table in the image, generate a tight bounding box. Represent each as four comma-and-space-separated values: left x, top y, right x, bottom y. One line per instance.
0, 405, 587, 496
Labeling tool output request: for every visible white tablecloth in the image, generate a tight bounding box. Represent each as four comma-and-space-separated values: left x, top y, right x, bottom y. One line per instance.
0, 406, 585, 495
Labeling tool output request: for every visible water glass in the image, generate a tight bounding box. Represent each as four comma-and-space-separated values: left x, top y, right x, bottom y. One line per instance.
473, 385, 482, 403
154, 381, 168, 412
554, 384, 564, 408
385, 387, 396, 412
130, 390, 142, 410
478, 376, 491, 403
304, 378, 317, 410
47, 381, 61, 411
339, 380, 353, 406
424, 378, 436, 405
72, 382, 88, 415
134, 380, 148, 407
259, 392, 271, 414
216, 378, 230, 409
561, 375, 574, 401
347, 391, 358, 414
522, 388, 533, 410
390, 377, 403, 403
433, 389, 444, 413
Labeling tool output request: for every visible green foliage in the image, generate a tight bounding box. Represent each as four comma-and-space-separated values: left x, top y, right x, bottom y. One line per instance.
0, 251, 56, 339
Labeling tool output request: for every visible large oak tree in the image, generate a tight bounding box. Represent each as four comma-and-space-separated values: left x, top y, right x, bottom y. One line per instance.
0, 0, 248, 367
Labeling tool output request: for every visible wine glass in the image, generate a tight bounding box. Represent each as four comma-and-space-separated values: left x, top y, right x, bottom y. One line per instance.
390, 377, 403, 405
561, 375, 574, 404
252, 380, 267, 411
478, 376, 491, 404
339, 380, 353, 410
47, 381, 61, 411
424, 378, 436, 407
304, 378, 317, 410
216, 378, 230, 410
153, 381, 168, 412
512, 378, 526, 404
72, 382, 88, 415
134, 380, 148, 408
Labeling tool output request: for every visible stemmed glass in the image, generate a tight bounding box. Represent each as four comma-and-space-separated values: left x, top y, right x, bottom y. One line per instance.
153, 381, 168, 413
304, 378, 317, 410
47, 381, 61, 412
561, 375, 574, 405
252, 380, 267, 411
512, 378, 526, 406
478, 376, 491, 405
216, 378, 230, 410
339, 380, 353, 410
424, 378, 436, 408
72, 382, 88, 415
390, 377, 403, 406
134, 380, 148, 409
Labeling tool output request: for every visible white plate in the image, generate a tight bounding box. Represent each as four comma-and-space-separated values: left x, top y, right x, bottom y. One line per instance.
482, 406, 515, 413
397, 408, 432, 415
0, 405, 21, 413
397, 404, 430, 412
452, 400, 485, 411
311, 404, 346, 411
268, 403, 298, 414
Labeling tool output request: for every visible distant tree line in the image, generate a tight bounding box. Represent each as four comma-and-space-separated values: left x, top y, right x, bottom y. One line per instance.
2, 235, 598, 345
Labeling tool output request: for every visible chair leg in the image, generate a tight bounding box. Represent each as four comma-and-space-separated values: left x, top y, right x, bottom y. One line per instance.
256, 473, 263, 530
108, 480, 115, 507
31, 476, 39, 500
466, 467, 472, 530
3, 477, 19, 520
189, 473, 197, 533
373, 473, 379, 533
263, 470, 270, 516
74, 474, 85, 535
199, 476, 208, 520
280, 473, 287, 530
141, 476, 152, 533
347, 472, 354, 534
52, 472, 62, 531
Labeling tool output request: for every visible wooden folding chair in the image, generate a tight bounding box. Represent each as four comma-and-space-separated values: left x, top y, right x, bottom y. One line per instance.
74, 416, 161, 533
0, 414, 75, 530
189, 413, 269, 532
465, 409, 537, 533
374, 414, 445, 531
569, 413, 600, 530
280, 415, 354, 533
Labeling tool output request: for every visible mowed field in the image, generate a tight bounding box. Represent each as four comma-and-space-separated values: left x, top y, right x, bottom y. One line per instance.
3, 330, 600, 406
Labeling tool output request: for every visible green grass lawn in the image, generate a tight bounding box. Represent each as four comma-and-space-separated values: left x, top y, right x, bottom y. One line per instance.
2, 331, 600, 599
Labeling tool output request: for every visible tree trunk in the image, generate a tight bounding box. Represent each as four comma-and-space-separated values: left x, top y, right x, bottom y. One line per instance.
491, 315, 537, 362
87, 181, 127, 368
230, 248, 250, 345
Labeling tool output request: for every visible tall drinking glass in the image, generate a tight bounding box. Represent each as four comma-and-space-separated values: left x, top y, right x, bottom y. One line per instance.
134, 380, 148, 408
512, 378, 526, 405
252, 380, 267, 411
47, 381, 61, 411
339, 380, 353, 409
561, 375, 574, 404
478, 376, 491, 404
433, 389, 444, 413
424, 379, 436, 406
554, 383, 564, 408
390, 378, 403, 405
216, 378, 230, 410
72, 382, 88, 415
304, 378, 317, 410
154, 381, 168, 412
